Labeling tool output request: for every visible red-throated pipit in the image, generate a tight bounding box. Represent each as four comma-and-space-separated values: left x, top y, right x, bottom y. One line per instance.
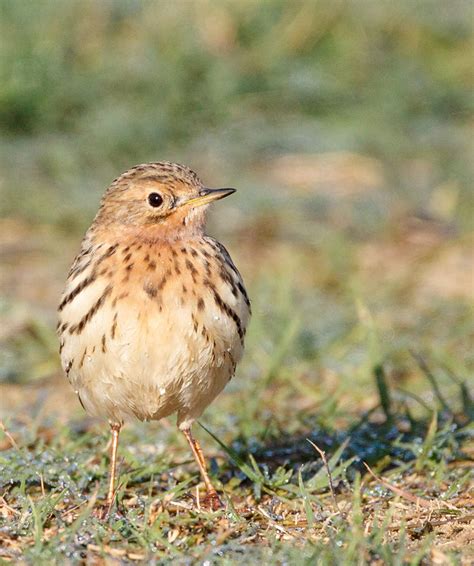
57, 162, 250, 512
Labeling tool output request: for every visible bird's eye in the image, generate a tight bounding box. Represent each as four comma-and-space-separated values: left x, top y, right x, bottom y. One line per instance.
148, 192, 163, 207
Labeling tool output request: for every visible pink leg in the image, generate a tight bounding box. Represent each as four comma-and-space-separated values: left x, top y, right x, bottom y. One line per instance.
106, 423, 121, 508
182, 428, 223, 510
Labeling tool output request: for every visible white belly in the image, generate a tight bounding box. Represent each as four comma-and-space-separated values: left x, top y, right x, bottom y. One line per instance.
60, 280, 244, 426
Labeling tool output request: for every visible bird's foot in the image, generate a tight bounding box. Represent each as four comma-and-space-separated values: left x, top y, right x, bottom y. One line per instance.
201, 490, 224, 511
92, 504, 110, 520
92, 499, 116, 520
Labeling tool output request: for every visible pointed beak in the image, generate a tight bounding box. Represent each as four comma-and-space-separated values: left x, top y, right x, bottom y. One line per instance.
182, 188, 236, 208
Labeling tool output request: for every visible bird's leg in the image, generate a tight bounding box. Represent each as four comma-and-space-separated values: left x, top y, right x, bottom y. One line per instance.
106, 422, 121, 510
182, 428, 223, 510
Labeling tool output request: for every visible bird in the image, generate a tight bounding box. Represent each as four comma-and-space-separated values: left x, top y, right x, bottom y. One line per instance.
57, 161, 251, 513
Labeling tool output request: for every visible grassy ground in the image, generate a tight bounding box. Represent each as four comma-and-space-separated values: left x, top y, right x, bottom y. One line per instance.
0, 1, 473, 564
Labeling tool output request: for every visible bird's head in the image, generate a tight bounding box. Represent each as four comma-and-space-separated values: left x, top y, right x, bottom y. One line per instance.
91, 162, 235, 242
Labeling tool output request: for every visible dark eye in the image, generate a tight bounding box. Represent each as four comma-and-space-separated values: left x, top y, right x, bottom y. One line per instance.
148, 192, 163, 207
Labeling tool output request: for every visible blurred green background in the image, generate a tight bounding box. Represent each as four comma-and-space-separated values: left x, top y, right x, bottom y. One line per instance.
1, 0, 472, 228
0, 0, 472, 419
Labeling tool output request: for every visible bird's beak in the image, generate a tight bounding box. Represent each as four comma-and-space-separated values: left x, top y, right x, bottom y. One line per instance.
182, 188, 236, 208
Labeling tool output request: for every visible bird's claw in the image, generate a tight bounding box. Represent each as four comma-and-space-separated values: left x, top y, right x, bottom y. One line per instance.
92, 499, 116, 520
201, 490, 224, 511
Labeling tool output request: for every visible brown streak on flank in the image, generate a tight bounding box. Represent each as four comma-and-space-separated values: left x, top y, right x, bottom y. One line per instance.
203, 277, 216, 293
197, 297, 205, 311
125, 263, 134, 271
123, 252, 132, 263
66, 360, 73, 374
144, 282, 158, 299
219, 265, 232, 285
230, 352, 236, 370
111, 313, 118, 339
192, 314, 198, 332
190, 248, 198, 258
101, 334, 107, 353
225, 349, 236, 375
182, 284, 187, 294
218, 265, 239, 299
77, 392, 87, 411
185, 258, 198, 282
69, 285, 112, 334
181, 247, 187, 255
171, 248, 178, 258
59, 273, 96, 311
112, 291, 129, 307
208, 238, 241, 278
67, 249, 88, 277
79, 348, 87, 369
69, 257, 92, 280
174, 258, 181, 275
211, 288, 244, 343
147, 260, 157, 271
219, 266, 239, 298
59, 339, 64, 354
122, 246, 130, 254
237, 281, 251, 309
157, 276, 168, 291
144, 253, 150, 263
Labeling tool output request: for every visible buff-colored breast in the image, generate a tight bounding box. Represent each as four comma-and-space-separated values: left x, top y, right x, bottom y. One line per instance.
58, 237, 250, 427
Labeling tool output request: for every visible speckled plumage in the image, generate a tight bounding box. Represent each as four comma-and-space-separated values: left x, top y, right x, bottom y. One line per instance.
57, 161, 250, 511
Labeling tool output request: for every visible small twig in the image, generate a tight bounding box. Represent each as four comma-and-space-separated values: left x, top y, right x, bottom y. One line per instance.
39, 473, 46, 498
429, 514, 474, 525
195, 485, 201, 511
307, 439, 340, 514
0, 496, 21, 516
168, 500, 195, 511
363, 462, 432, 509
0, 421, 19, 450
